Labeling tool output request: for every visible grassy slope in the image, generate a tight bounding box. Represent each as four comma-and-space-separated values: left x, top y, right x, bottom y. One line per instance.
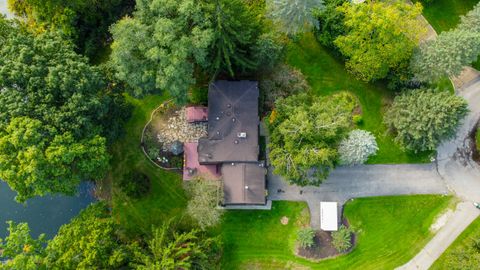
286, 34, 432, 164
430, 216, 480, 269
106, 95, 187, 237
415, 0, 480, 69
220, 195, 452, 270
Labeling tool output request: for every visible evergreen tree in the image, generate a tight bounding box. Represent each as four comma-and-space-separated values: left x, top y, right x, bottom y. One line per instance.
266, 0, 324, 36
384, 89, 468, 152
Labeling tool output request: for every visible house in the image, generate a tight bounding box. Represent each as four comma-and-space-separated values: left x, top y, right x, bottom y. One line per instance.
183, 80, 267, 205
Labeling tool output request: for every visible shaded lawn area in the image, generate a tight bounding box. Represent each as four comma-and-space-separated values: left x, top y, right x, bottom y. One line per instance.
106, 94, 187, 237
414, 0, 480, 69
286, 34, 432, 164
220, 195, 452, 270
430, 216, 480, 269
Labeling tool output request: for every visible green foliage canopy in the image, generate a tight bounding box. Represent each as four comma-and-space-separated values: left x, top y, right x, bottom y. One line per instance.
334, 1, 425, 81
185, 178, 223, 230
0, 24, 111, 201
7, 0, 134, 58
384, 89, 468, 152
45, 203, 129, 269
269, 92, 356, 186
266, 0, 324, 36
0, 221, 46, 270
131, 221, 222, 269
411, 30, 480, 83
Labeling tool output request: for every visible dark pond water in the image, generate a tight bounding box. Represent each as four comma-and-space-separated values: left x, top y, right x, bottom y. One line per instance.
0, 181, 95, 239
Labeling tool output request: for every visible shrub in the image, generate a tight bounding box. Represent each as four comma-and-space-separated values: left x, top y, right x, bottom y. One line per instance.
188, 87, 209, 106
259, 64, 310, 114
185, 178, 223, 230
118, 171, 151, 199
297, 227, 316, 248
332, 225, 353, 252
384, 89, 468, 152
338, 129, 378, 165
352, 115, 363, 125
147, 147, 160, 160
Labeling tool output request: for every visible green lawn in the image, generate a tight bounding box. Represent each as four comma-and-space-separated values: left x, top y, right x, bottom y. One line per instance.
220, 195, 452, 270
430, 216, 480, 269
106, 94, 187, 237
414, 0, 480, 69
286, 34, 432, 164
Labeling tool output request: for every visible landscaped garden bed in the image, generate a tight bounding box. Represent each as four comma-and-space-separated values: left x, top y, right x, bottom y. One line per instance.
141, 101, 207, 169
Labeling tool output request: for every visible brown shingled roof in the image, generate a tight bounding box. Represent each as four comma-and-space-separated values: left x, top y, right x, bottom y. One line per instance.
198, 81, 259, 164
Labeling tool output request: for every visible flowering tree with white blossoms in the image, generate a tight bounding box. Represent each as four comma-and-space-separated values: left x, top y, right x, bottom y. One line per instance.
338, 129, 378, 165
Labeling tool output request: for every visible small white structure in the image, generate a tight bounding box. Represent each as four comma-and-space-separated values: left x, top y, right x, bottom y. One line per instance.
320, 202, 338, 231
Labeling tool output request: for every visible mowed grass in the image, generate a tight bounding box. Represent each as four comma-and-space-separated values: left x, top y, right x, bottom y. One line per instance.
430, 216, 480, 269
286, 34, 432, 164
220, 195, 452, 270
106, 94, 187, 236
414, 0, 480, 69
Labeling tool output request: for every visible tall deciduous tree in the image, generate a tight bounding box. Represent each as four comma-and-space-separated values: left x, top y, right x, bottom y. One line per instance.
110, 0, 213, 102
111, 0, 261, 103
269, 92, 356, 186
0, 221, 46, 270
384, 89, 468, 152
411, 30, 480, 82
185, 178, 223, 230
266, 0, 324, 36
0, 21, 112, 201
45, 203, 129, 269
7, 0, 134, 58
334, 1, 425, 81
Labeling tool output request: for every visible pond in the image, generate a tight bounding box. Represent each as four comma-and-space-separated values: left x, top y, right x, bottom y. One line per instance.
0, 0, 13, 19
0, 181, 95, 239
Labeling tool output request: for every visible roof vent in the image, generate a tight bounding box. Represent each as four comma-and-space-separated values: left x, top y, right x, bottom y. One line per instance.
237, 132, 247, 138
234, 140, 239, 144
227, 104, 232, 108
232, 118, 236, 122
215, 116, 220, 121
245, 185, 249, 190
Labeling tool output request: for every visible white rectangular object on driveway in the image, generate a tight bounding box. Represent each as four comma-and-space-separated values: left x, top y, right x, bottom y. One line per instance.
320, 202, 338, 231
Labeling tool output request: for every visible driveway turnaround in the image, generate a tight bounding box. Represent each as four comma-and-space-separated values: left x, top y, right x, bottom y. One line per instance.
397, 71, 480, 270
267, 163, 448, 229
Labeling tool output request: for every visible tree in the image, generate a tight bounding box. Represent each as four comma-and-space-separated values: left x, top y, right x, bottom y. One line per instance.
0, 27, 112, 201
208, 0, 261, 77
331, 225, 353, 252
297, 227, 315, 248
315, 0, 347, 49
266, 0, 324, 36
459, 2, 480, 33
384, 89, 468, 152
110, 0, 261, 103
253, 32, 286, 72
7, 0, 134, 58
411, 30, 480, 83
0, 221, 47, 270
131, 221, 222, 270
338, 129, 378, 165
45, 203, 129, 269
269, 92, 356, 186
334, 1, 425, 81
110, 0, 213, 102
185, 178, 224, 230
